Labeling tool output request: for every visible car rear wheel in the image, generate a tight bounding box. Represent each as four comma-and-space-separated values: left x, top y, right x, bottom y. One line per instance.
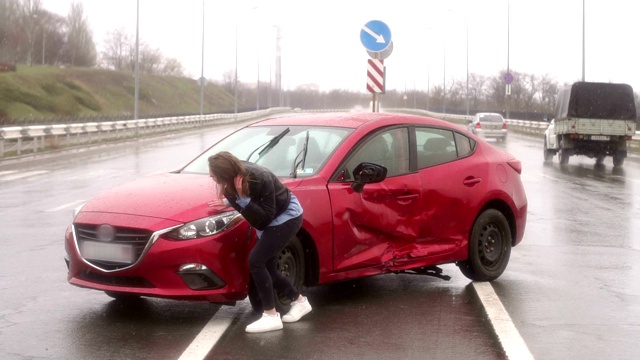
248, 236, 305, 314
457, 209, 512, 281
559, 148, 570, 165
613, 154, 625, 167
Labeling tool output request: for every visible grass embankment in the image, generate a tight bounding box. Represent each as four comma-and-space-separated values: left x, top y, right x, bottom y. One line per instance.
0, 65, 236, 124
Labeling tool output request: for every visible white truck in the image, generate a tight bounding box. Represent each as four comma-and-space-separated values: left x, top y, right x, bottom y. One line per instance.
544, 81, 637, 167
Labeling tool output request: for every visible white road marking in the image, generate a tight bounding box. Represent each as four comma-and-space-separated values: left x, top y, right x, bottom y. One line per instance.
45, 200, 86, 212
178, 306, 237, 360
539, 173, 560, 181
0, 170, 49, 181
473, 282, 535, 360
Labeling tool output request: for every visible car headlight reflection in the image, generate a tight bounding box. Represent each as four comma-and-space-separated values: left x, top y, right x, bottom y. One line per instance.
168, 211, 241, 240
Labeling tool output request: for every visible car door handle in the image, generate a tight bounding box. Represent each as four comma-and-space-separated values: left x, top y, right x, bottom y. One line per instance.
396, 193, 419, 204
463, 177, 482, 186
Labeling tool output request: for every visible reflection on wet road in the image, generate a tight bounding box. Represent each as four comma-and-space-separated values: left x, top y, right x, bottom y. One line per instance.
1, 129, 639, 359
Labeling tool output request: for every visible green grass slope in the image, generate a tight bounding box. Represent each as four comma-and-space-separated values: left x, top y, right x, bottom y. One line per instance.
0, 65, 237, 124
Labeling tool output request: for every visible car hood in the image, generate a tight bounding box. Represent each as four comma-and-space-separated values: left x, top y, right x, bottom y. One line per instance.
81, 173, 302, 223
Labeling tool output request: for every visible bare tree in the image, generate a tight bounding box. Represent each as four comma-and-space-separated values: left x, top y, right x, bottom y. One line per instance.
468, 73, 487, 110
64, 1, 96, 66
101, 27, 129, 70
138, 43, 162, 74
160, 57, 184, 76
17, 0, 42, 65
0, 0, 21, 63
221, 69, 236, 93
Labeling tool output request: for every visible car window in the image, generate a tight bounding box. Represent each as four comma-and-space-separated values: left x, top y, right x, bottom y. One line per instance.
180, 125, 352, 177
416, 128, 457, 168
454, 132, 476, 157
479, 114, 504, 122
342, 127, 409, 179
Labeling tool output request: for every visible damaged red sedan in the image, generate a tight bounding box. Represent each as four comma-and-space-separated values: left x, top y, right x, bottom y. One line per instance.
64, 112, 527, 311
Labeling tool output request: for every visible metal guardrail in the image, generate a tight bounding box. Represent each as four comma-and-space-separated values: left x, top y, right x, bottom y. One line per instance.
1, 107, 638, 159
0, 108, 290, 158
391, 108, 640, 151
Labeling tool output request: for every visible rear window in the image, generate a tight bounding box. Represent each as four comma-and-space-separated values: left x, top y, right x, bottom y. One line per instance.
479, 114, 504, 122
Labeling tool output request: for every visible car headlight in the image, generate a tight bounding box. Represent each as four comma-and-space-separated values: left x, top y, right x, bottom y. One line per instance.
167, 211, 242, 240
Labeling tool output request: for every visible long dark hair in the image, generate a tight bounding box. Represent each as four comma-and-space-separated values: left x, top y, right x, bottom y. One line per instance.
208, 151, 250, 199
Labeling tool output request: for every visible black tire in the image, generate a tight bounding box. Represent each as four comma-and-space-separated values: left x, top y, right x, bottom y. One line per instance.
248, 235, 305, 314
559, 148, 570, 165
613, 155, 624, 167
595, 155, 605, 165
543, 139, 554, 162
457, 209, 512, 281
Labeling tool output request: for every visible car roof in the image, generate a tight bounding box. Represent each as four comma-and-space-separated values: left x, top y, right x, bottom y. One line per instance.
249, 112, 452, 129
476, 112, 503, 116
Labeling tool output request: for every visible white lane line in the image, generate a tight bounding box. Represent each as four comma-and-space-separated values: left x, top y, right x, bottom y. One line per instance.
0, 170, 49, 181
539, 173, 560, 182
0, 170, 18, 176
178, 306, 237, 360
45, 200, 86, 212
473, 282, 535, 360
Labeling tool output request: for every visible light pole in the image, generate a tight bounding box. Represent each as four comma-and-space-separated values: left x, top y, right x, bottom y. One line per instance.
506, 0, 510, 119
199, 0, 204, 116
442, 40, 446, 114
275, 26, 282, 107
41, 25, 45, 65
134, 0, 140, 127
466, 17, 469, 116
234, 25, 238, 117
582, 0, 585, 81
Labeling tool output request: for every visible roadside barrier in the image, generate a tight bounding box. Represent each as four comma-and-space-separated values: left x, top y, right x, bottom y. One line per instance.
1, 107, 638, 158
0, 108, 289, 158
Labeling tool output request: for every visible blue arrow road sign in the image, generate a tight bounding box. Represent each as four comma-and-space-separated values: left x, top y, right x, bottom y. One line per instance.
360, 20, 392, 53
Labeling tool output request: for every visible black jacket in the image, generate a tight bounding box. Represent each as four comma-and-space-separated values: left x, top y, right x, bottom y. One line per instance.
224, 161, 291, 231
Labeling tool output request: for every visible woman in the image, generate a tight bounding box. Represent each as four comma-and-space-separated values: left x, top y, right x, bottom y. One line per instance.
208, 151, 312, 333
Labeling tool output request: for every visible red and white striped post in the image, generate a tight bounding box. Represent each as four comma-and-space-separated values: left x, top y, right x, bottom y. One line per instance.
367, 59, 385, 112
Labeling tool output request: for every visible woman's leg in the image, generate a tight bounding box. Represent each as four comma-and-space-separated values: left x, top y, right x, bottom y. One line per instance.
248, 215, 303, 311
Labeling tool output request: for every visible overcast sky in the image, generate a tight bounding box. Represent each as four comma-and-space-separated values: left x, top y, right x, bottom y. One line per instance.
44, 0, 640, 93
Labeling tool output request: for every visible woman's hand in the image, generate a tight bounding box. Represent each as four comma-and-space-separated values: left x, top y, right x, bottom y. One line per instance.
234, 175, 245, 198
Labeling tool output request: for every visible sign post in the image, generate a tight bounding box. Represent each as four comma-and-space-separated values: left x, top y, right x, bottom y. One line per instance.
361, 20, 392, 112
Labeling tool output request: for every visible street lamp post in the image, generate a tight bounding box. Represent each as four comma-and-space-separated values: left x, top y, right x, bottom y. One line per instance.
234, 25, 238, 118
582, 0, 585, 81
466, 18, 469, 116
442, 40, 446, 114
506, 0, 510, 119
134, 0, 140, 128
199, 0, 204, 116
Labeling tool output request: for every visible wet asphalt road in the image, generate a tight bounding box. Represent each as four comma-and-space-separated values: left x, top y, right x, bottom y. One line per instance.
1, 123, 639, 360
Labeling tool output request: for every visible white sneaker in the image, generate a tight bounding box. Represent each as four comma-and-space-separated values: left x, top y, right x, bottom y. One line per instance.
245, 313, 283, 333
282, 296, 312, 323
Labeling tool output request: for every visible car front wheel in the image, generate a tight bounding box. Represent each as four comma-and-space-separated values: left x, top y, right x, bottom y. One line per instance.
248, 235, 305, 314
457, 209, 512, 281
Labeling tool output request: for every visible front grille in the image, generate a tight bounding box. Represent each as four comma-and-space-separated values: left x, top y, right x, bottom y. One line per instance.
79, 270, 155, 288
74, 224, 153, 271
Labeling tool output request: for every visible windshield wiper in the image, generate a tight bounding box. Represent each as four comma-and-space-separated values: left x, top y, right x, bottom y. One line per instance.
246, 127, 290, 162
290, 131, 309, 178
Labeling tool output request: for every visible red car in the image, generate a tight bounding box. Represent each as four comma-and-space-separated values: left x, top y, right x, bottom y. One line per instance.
64, 112, 527, 311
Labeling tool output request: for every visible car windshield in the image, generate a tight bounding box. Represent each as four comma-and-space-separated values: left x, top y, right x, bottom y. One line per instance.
479, 114, 504, 122
180, 125, 352, 177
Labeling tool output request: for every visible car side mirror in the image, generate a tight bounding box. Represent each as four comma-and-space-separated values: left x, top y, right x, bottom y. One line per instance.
350, 162, 388, 193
